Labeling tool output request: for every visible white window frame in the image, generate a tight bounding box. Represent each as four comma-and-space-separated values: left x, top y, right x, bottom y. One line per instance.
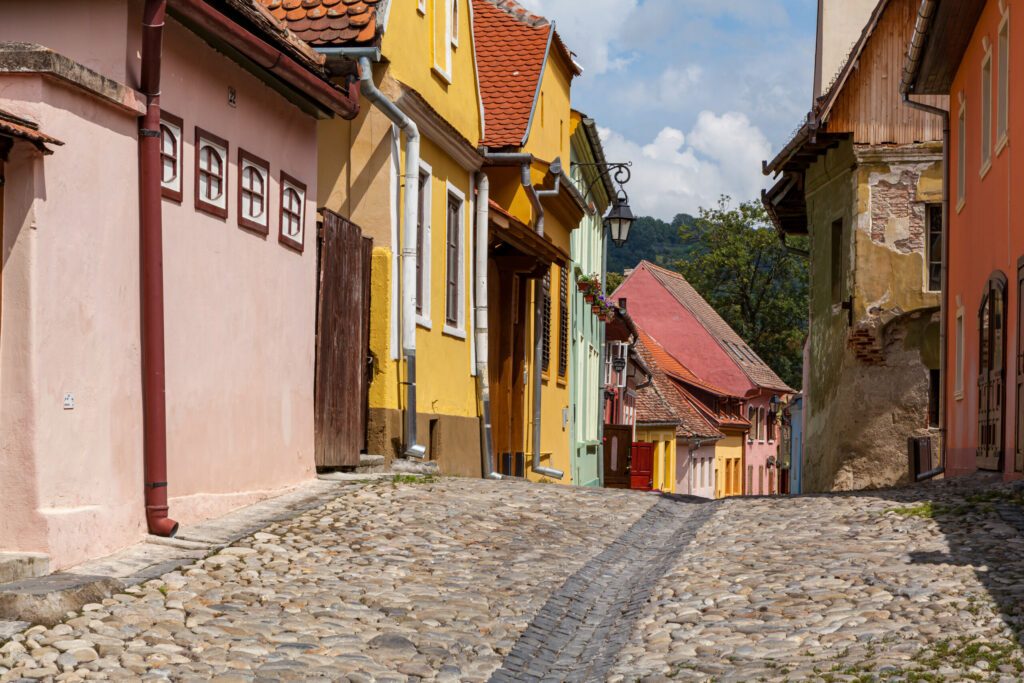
955, 306, 965, 400
159, 114, 182, 201
416, 161, 433, 330
418, 0, 426, 15
451, 0, 459, 48
981, 47, 994, 178
432, 0, 453, 83
613, 342, 628, 389
442, 182, 467, 339
278, 172, 306, 253
196, 129, 228, 216
957, 99, 967, 213
997, 11, 1010, 154
238, 149, 269, 234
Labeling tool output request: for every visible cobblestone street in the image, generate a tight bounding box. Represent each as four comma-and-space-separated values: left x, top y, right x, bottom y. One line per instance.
3, 476, 1024, 682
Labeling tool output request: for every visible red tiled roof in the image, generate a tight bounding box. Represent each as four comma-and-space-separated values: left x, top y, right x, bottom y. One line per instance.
634, 335, 722, 440
258, 0, 384, 46
0, 109, 62, 154
636, 329, 732, 398
472, 0, 551, 147
640, 261, 793, 393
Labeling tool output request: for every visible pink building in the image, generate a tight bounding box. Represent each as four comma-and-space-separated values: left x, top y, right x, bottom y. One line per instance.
0, 1, 357, 571
614, 261, 793, 494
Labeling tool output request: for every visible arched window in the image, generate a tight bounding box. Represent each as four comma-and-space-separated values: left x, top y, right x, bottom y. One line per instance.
195, 128, 228, 217
238, 150, 269, 234
978, 272, 1008, 471
199, 145, 223, 201
159, 113, 183, 201
279, 172, 306, 252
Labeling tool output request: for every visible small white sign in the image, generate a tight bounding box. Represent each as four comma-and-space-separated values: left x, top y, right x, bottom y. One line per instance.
63, 393, 75, 410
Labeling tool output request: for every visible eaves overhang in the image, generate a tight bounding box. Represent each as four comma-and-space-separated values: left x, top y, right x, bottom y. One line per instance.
901, 0, 986, 96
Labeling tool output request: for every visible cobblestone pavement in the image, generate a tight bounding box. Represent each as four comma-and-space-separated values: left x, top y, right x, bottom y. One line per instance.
4, 476, 1024, 682
611, 477, 1024, 682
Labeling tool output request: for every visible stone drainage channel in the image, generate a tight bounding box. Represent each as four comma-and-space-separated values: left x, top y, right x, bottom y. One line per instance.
489, 496, 716, 683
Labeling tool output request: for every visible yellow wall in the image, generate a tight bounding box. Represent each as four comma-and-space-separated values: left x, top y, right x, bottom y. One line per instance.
381, 0, 482, 145
318, 1, 483, 429
522, 49, 573, 164
714, 434, 744, 499
637, 428, 677, 493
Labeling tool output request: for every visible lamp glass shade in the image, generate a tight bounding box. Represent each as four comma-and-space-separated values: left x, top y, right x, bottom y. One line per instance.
605, 202, 635, 247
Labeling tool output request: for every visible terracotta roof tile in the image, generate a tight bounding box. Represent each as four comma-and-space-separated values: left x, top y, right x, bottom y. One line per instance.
0, 109, 62, 154
472, 0, 551, 147
635, 329, 733, 398
640, 261, 793, 393
258, 0, 384, 46
634, 335, 722, 440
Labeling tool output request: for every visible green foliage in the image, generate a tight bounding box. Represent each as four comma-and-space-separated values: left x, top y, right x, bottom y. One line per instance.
605, 271, 624, 293
607, 213, 701, 277
672, 197, 808, 390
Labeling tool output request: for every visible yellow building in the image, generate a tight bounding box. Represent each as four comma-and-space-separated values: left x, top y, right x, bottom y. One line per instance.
266, 0, 486, 476
472, 0, 585, 483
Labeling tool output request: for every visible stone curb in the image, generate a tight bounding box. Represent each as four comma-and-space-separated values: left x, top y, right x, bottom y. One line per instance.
0, 478, 370, 634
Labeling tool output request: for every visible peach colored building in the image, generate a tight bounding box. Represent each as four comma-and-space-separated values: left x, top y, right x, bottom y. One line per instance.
0, 1, 357, 570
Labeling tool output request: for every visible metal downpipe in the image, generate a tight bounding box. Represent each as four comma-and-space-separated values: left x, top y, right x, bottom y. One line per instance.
903, 93, 949, 481
474, 172, 501, 479
356, 56, 425, 459
140, 0, 178, 538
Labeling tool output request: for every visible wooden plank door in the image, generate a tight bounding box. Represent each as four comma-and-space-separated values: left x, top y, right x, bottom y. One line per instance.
630, 442, 654, 491
1017, 259, 1024, 473
602, 425, 632, 488
978, 274, 1007, 471
314, 210, 372, 468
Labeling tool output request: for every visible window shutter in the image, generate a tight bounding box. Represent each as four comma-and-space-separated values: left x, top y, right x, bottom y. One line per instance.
541, 273, 552, 374
558, 266, 569, 378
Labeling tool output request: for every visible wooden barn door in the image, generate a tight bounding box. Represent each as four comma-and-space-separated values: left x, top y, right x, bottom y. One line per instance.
602, 425, 632, 488
978, 273, 1008, 471
315, 210, 372, 469
630, 442, 655, 491
1016, 260, 1024, 473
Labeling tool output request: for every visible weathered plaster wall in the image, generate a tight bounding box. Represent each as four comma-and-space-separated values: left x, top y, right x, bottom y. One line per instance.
802, 141, 942, 492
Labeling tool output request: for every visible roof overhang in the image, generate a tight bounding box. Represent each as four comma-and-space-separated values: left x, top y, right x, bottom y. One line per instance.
488, 200, 568, 272
0, 110, 63, 157
901, 0, 986, 95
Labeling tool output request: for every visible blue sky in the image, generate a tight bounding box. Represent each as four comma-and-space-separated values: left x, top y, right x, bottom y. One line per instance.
517, 0, 818, 220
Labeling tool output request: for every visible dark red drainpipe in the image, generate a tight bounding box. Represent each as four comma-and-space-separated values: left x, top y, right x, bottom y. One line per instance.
140, 0, 178, 537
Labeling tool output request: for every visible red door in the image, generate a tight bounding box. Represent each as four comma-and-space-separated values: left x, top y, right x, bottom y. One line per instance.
630, 442, 654, 491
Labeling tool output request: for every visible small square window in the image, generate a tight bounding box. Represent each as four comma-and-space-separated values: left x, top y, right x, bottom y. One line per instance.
160, 112, 183, 203
279, 172, 306, 253
238, 149, 269, 235
195, 128, 228, 218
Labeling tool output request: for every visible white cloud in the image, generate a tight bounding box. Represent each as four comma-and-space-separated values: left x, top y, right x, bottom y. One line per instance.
516, 0, 639, 74
598, 112, 772, 221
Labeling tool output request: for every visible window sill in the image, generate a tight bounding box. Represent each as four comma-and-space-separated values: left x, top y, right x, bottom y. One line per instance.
996, 134, 1009, 156
442, 324, 467, 340
432, 65, 452, 85
956, 197, 966, 215
955, 390, 964, 402
416, 315, 433, 330
980, 159, 993, 179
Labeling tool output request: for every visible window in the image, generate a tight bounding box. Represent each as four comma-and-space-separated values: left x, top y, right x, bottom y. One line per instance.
238, 149, 269, 234
443, 187, 465, 334
758, 407, 766, 441
831, 218, 844, 305
982, 50, 993, 174
160, 112, 183, 202
433, 0, 453, 81
926, 204, 942, 292
451, 0, 459, 47
955, 308, 965, 399
195, 128, 228, 218
747, 405, 756, 442
558, 265, 569, 379
998, 14, 1010, 150
278, 172, 306, 252
929, 368, 941, 427
417, 0, 425, 14
957, 103, 967, 210
416, 167, 432, 323
747, 465, 753, 495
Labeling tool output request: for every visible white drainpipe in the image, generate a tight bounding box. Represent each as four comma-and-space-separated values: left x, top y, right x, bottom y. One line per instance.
353, 55, 425, 459
475, 171, 501, 479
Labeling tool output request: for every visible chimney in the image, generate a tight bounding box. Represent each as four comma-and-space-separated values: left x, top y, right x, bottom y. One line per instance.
814, 0, 877, 100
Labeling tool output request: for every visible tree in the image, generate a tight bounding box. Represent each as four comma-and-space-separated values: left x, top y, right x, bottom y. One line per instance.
673, 197, 808, 390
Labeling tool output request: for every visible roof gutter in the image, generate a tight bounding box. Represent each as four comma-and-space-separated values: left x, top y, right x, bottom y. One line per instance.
900, 0, 938, 95
168, 0, 359, 119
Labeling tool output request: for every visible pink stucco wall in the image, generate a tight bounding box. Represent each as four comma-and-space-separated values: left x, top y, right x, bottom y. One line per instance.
0, 6, 318, 569
744, 395, 779, 495
677, 439, 716, 499
616, 267, 754, 397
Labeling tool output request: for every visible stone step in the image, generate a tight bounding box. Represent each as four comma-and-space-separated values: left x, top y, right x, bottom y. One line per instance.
355, 454, 387, 474
391, 459, 440, 476
0, 553, 49, 585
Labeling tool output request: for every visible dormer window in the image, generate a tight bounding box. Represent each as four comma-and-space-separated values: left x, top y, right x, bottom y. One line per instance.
238, 149, 269, 235
196, 128, 228, 218
279, 172, 306, 253
160, 112, 183, 202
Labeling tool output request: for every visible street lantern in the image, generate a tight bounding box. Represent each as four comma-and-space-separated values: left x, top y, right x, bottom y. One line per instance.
605, 198, 635, 248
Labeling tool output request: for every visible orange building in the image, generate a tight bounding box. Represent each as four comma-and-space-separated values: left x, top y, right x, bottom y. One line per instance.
902, 0, 1023, 478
